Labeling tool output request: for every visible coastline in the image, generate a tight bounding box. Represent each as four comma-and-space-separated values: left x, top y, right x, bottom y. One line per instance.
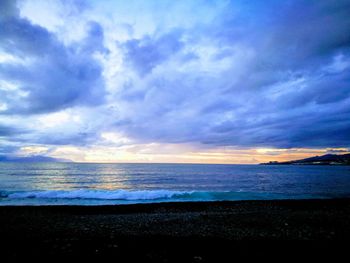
1, 198, 350, 261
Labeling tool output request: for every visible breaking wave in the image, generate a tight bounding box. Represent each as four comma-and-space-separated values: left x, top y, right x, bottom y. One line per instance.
6, 189, 193, 200
0, 189, 326, 205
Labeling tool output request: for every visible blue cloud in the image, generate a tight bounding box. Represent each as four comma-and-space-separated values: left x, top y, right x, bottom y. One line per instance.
0, 124, 20, 137
112, 0, 350, 149
0, 0, 350, 156
121, 29, 184, 76
0, 1, 106, 114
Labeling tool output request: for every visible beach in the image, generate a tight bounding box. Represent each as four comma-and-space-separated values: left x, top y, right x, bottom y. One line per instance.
1, 198, 350, 261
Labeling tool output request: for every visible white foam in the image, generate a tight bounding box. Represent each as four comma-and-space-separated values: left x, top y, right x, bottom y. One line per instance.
7, 189, 191, 200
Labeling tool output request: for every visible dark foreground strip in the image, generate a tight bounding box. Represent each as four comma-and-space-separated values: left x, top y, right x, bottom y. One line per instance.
1, 199, 349, 262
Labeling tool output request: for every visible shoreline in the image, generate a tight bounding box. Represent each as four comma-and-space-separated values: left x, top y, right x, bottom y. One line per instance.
1, 198, 350, 261
1, 196, 350, 208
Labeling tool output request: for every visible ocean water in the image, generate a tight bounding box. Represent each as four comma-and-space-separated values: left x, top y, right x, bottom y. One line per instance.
1, 162, 350, 205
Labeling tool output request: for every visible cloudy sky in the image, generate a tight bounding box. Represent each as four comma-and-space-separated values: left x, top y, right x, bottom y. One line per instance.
0, 0, 349, 163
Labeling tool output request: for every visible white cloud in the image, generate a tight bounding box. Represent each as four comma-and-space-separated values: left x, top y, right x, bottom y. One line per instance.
1, 0, 350, 163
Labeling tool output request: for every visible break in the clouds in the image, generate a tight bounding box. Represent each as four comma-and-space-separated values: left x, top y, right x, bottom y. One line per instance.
0, 0, 350, 163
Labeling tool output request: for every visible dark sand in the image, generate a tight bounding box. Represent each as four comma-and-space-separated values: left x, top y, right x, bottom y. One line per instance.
1, 199, 350, 261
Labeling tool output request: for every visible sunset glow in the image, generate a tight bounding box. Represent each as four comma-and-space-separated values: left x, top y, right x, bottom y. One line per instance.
1, 0, 349, 163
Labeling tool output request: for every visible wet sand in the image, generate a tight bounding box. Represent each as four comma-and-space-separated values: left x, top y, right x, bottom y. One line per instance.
1, 199, 350, 261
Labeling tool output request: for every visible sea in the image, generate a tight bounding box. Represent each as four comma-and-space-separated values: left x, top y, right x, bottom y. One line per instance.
1, 162, 350, 205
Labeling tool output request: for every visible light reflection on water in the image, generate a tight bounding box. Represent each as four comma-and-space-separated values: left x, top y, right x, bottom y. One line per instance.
0, 162, 350, 205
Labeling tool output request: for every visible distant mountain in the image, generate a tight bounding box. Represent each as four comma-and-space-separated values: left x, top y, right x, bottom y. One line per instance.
0, 155, 72, 163
261, 153, 350, 165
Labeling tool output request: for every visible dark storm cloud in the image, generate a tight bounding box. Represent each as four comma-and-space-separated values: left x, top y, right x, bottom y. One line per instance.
0, 0, 106, 115
0, 124, 20, 137
1, 0, 350, 154
260, 0, 350, 70
34, 131, 99, 146
116, 0, 350, 149
82, 21, 108, 54
121, 30, 184, 76
0, 0, 18, 18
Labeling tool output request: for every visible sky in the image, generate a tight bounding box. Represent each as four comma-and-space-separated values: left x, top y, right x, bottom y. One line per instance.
0, 0, 349, 164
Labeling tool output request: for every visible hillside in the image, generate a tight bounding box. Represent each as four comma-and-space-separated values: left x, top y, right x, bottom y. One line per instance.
261, 153, 350, 165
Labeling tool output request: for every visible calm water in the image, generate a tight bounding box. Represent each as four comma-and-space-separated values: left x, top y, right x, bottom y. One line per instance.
1, 162, 350, 205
